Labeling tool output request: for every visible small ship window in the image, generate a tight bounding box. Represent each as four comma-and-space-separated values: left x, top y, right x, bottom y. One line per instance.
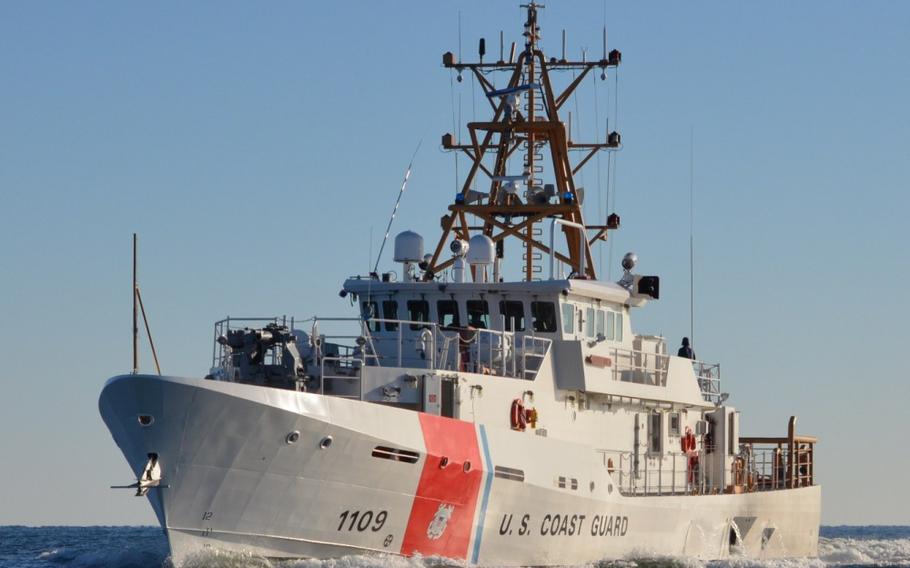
466, 300, 490, 329
499, 301, 525, 331
437, 300, 460, 328
570, 478, 578, 490
531, 301, 557, 332
616, 312, 624, 342
606, 312, 616, 340
372, 445, 419, 464
585, 307, 595, 338
382, 300, 399, 331
407, 300, 430, 330
561, 303, 575, 334
596, 310, 605, 338
494, 466, 525, 482
557, 476, 567, 488
362, 301, 380, 332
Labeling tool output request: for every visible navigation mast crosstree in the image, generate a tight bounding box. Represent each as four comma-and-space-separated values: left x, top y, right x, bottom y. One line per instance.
426, 2, 622, 282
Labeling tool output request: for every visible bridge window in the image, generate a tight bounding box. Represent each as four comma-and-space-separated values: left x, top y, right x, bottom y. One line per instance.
362, 301, 380, 332
499, 301, 525, 331
616, 312, 624, 342
437, 300, 460, 328
585, 307, 595, 338
382, 300, 398, 331
561, 303, 575, 334
466, 300, 490, 329
596, 310, 605, 338
606, 311, 615, 340
407, 300, 429, 330
531, 301, 557, 332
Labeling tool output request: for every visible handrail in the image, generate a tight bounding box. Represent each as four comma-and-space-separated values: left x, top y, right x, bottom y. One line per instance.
689, 359, 721, 402
548, 218, 586, 279
602, 345, 670, 386
213, 314, 553, 384
741, 436, 818, 444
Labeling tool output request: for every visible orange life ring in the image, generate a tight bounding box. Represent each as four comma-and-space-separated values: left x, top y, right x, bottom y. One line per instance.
510, 398, 527, 431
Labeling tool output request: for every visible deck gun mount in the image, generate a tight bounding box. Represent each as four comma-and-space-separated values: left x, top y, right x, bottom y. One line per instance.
214, 323, 307, 388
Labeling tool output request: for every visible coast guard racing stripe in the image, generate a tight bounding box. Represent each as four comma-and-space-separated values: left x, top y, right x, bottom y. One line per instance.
401, 413, 483, 560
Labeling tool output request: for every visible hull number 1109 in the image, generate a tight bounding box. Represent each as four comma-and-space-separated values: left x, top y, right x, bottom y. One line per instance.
337, 509, 388, 532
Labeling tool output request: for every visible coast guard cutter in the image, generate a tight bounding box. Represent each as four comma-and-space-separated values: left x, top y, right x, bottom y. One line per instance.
100, 4, 821, 564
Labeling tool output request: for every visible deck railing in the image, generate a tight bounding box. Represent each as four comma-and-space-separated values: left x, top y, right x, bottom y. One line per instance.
597, 417, 816, 496
211, 315, 552, 390
602, 346, 670, 387
740, 416, 816, 489
693, 360, 722, 403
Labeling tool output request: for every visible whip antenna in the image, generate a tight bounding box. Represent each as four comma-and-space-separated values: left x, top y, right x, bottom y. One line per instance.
131, 233, 161, 375
689, 126, 695, 348
373, 138, 424, 274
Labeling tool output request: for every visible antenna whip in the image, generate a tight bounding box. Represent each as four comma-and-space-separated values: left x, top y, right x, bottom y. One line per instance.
689, 126, 695, 348
373, 138, 424, 274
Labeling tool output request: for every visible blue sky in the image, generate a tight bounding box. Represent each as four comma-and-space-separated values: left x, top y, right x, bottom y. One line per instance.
0, 1, 907, 525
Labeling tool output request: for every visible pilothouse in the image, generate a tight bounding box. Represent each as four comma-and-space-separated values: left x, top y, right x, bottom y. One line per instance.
100, 4, 821, 565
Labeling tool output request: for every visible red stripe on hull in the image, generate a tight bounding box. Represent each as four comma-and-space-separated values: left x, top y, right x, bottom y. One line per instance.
400, 413, 483, 560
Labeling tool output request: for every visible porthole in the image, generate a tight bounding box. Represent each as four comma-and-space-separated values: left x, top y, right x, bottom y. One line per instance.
590, 481, 595, 492
137, 415, 154, 427
285, 431, 300, 444
320, 435, 333, 449
463, 460, 472, 472
439, 456, 449, 469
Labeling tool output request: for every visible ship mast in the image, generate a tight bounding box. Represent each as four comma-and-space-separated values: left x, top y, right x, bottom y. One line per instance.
426, 2, 622, 281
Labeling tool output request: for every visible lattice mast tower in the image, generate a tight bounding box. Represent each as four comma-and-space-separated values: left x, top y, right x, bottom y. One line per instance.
426, 2, 622, 282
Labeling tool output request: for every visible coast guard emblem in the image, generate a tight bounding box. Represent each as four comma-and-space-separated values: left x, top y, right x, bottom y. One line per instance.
426, 503, 455, 540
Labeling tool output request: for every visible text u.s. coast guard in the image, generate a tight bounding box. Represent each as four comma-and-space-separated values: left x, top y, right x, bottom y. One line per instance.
498, 513, 629, 537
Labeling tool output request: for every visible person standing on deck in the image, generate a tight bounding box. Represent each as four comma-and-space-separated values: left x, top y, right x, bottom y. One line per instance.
678, 337, 695, 359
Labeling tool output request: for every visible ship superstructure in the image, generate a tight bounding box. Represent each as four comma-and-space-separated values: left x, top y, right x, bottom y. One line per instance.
100, 4, 820, 565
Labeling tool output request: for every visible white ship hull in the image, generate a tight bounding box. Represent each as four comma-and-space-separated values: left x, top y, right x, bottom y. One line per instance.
100, 374, 820, 566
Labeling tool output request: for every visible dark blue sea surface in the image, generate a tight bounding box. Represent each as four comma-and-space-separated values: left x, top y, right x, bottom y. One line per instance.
1, 526, 908, 568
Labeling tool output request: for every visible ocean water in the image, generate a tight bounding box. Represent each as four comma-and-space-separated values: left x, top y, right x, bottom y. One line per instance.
1, 526, 908, 568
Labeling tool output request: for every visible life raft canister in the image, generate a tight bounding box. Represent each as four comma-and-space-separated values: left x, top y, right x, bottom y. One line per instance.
510, 398, 527, 431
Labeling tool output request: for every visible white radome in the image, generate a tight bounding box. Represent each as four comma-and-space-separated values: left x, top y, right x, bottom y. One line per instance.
394, 231, 424, 263
466, 234, 495, 266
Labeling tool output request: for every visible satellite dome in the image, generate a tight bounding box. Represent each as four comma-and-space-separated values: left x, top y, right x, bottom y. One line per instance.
394, 231, 424, 263
466, 234, 495, 265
